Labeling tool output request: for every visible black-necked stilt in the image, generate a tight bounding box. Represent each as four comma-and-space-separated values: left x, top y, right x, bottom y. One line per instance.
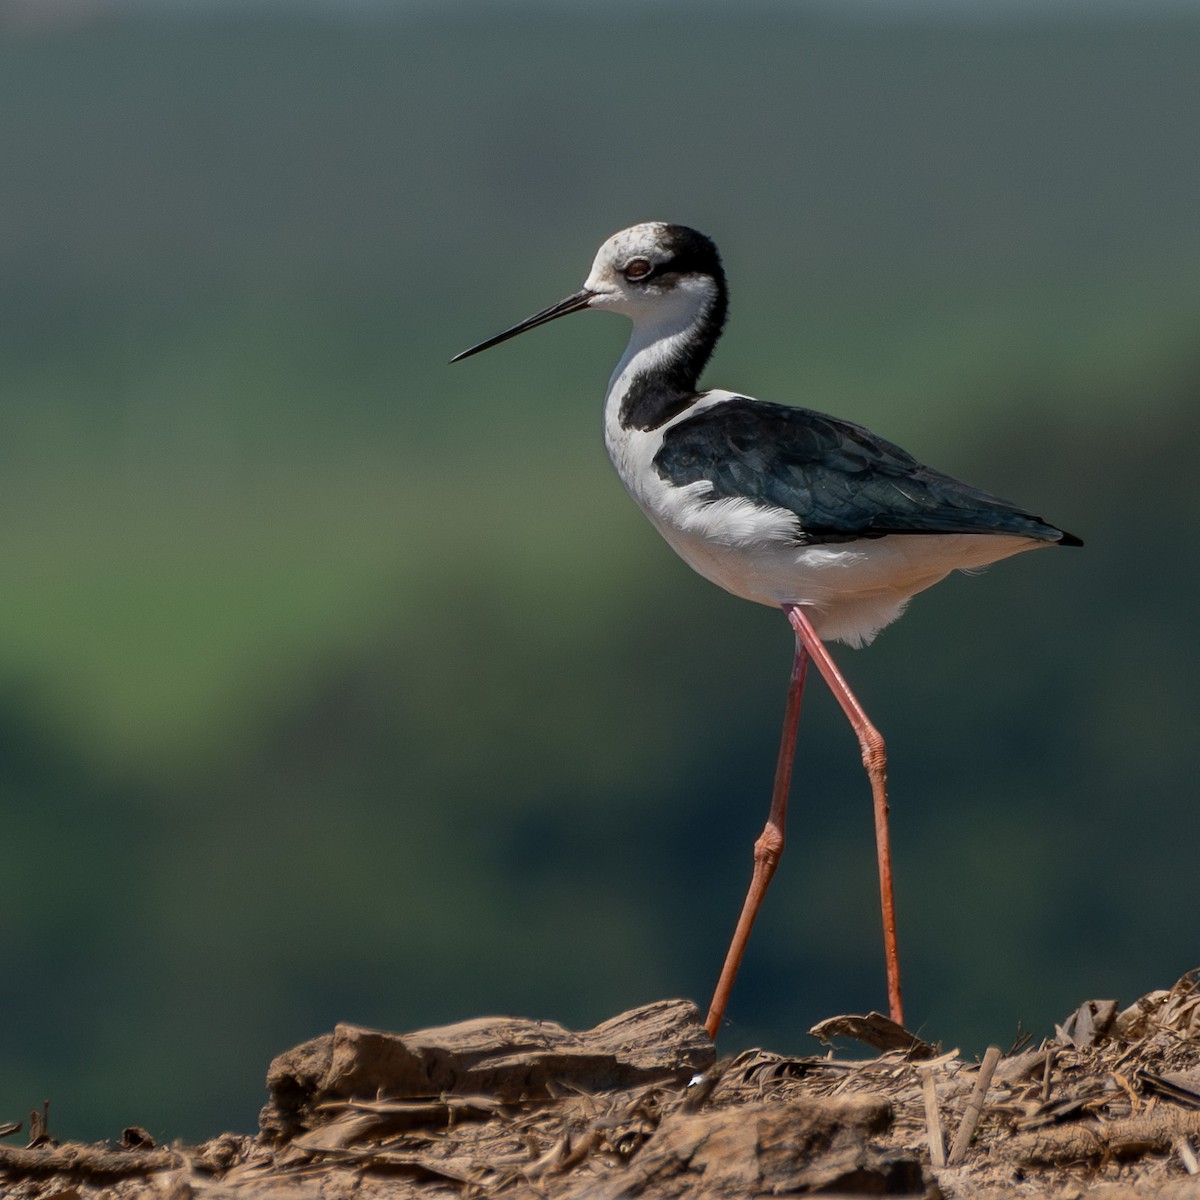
452, 222, 1081, 1038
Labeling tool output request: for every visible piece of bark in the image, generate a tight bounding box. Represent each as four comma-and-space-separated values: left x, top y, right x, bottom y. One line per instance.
1012, 1109, 1200, 1165
1140, 1069, 1200, 1110
809, 1012, 935, 1057
991, 1048, 1045, 1085
262, 999, 714, 1141
1111, 990, 1171, 1041
1055, 998, 1117, 1048
1016, 1090, 1110, 1131
564, 1095, 928, 1199
1085, 1180, 1200, 1200
0, 1142, 179, 1179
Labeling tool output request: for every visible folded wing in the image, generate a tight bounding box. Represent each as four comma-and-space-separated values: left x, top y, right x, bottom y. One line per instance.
654, 397, 1082, 546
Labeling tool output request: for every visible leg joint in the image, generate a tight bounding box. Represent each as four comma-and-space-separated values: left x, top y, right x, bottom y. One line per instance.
753, 822, 784, 874
860, 723, 887, 779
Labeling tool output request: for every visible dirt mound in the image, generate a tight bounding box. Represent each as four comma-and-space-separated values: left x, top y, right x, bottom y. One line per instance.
3, 973, 1200, 1198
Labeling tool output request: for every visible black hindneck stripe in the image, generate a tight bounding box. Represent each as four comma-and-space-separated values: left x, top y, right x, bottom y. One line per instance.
618, 287, 728, 433
619, 376, 700, 432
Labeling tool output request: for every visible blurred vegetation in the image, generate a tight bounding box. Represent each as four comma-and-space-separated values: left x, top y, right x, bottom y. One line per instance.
0, 1, 1197, 1142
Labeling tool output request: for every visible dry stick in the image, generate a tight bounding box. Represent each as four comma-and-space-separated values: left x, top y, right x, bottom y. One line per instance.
921, 1070, 946, 1168
947, 1046, 1002, 1166
1177, 1137, 1200, 1176
1041, 1047, 1055, 1104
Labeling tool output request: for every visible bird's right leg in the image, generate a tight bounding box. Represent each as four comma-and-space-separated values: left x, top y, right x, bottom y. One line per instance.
784, 603, 904, 1028
704, 636, 809, 1039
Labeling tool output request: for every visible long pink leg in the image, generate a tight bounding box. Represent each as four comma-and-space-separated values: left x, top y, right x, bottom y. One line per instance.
784, 603, 904, 1028
705, 637, 809, 1038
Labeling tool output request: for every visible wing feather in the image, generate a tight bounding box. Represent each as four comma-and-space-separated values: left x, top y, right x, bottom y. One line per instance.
653, 397, 1080, 545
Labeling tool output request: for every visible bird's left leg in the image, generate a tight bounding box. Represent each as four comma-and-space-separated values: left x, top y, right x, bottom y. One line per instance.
704, 637, 809, 1039
783, 603, 905, 1029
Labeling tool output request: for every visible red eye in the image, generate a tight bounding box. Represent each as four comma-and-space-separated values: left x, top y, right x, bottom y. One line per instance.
624, 258, 652, 281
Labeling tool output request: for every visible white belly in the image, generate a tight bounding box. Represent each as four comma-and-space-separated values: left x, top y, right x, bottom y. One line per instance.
653, 509, 1041, 647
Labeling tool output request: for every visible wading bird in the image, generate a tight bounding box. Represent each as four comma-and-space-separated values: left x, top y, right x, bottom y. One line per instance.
452, 222, 1080, 1038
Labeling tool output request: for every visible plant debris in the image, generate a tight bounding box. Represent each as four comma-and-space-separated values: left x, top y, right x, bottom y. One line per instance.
3, 973, 1200, 1198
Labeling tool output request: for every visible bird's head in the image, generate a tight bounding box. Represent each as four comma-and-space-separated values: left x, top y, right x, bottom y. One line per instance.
451, 222, 726, 363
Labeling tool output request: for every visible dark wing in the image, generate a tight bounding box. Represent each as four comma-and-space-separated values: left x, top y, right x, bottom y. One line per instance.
654, 397, 1082, 545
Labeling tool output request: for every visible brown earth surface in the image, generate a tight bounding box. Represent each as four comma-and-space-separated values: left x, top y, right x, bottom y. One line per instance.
3, 971, 1200, 1199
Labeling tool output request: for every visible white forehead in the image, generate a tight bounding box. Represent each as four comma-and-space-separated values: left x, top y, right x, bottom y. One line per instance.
589, 222, 671, 273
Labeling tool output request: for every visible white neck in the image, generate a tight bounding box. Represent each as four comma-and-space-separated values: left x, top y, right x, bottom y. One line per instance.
602, 275, 720, 415
606, 314, 698, 409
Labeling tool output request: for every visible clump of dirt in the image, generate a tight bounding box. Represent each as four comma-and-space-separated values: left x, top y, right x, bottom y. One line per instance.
3, 972, 1200, 1199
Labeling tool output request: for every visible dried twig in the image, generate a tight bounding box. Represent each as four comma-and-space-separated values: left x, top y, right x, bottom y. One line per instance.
921, 1069, 946, 1168
1176, 1136, 1200, 1175
947, 1046, 1002, 1166
1042, 1047, 1055, 1104
27, 1102, 50, 1150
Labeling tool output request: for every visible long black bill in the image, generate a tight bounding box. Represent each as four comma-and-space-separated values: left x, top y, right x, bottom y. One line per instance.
450, 289, 595, 364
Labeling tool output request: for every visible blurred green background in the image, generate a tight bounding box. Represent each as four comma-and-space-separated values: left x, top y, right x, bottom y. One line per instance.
1, 0, 1198, 1144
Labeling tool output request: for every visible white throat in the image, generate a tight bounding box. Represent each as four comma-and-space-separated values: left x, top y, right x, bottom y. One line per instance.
601, 276, 718, 410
